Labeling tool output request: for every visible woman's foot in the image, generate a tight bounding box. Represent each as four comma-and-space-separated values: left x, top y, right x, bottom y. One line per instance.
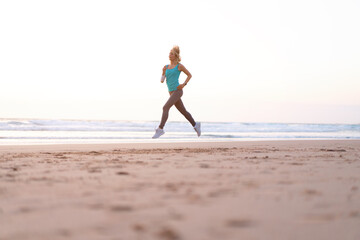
194, 122, 201, 137
152, 128, 165, 139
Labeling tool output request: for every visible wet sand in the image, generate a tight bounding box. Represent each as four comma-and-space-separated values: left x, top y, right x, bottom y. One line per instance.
1, 140, 360, 240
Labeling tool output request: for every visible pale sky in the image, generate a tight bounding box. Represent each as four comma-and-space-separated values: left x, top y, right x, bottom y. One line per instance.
1, 0, 359, 124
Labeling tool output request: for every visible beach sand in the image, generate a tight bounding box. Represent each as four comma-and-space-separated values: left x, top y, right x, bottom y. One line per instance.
0, 140, 359, 240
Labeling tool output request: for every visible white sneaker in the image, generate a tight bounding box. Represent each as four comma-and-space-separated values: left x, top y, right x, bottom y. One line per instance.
152, 128, 165, 139
194, 122, 201, 137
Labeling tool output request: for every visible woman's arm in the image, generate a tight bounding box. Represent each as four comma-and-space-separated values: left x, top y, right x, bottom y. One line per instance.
161, 65, 166, 83
177, 64, 192, 89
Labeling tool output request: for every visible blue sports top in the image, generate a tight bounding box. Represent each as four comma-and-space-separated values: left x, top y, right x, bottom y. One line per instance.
165, 64, 181, 92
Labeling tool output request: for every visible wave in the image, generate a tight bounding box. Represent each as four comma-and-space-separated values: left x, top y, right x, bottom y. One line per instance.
1, 119, 359, 133
0, 119, 359, 144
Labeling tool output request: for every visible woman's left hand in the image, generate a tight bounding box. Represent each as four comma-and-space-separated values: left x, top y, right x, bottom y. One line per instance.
177, 84, 186, 90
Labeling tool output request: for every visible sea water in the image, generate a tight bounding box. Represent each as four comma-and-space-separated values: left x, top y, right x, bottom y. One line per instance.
0, 118, 359, 145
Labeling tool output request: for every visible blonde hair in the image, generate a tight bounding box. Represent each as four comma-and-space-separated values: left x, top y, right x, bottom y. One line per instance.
171, 45, 181, 63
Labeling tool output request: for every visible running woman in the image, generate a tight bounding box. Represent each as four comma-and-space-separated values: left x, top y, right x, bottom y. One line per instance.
152, 46, 201, 139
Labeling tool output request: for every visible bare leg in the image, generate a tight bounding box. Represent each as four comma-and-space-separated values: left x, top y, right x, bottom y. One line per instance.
174, 98, 196, 127
159, 90, 183, 129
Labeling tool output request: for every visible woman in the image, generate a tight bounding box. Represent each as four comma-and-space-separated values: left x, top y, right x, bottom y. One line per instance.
152, 46, 201, 139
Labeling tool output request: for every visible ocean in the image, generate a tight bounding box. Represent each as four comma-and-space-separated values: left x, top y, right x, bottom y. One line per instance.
0, 118, 359, 145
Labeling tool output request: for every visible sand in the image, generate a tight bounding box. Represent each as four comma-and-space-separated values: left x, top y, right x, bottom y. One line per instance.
0, 140, 360, 240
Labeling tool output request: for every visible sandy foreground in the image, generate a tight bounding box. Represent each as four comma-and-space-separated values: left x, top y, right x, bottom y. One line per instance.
0, 140, 359, 240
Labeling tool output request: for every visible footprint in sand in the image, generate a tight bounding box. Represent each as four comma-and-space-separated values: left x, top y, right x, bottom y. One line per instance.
242, 180, 259, 189
349, 211, 360, 218
199, 163, 210, 168
320, 149, 346, 152
164, 183, 179, 192
110, 205, 133, 212
11, 167, 20, 171
157, 226, 181, 240
305, 213, 337, 222
225, 218, 256, 228
18, 206, 34, 213
57, 229, 72, 237
88, 151, 103, 156
290, 162, 304, 166
133, 223, 147, 232
88, 168, 102, 173
208, 188, 233, 198
303, 189, 322, 196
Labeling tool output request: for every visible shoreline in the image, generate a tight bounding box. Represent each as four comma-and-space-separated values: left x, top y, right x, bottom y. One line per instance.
0, 139, 359, 153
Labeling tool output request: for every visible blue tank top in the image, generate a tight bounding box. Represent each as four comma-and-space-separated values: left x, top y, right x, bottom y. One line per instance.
165, 64, 181, 92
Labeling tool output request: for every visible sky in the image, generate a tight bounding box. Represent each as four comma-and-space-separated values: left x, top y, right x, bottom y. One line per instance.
1, 0, 359, 124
